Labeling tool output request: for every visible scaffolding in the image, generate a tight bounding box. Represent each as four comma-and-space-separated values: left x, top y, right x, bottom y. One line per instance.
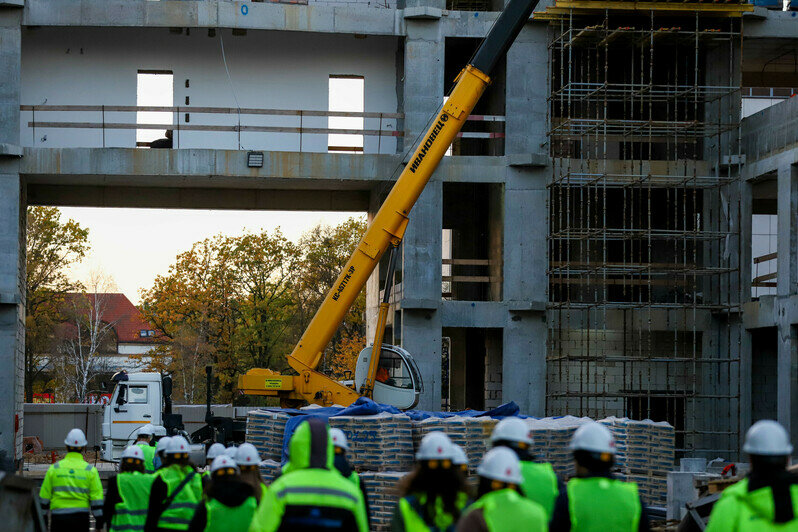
545, 7, 745, 459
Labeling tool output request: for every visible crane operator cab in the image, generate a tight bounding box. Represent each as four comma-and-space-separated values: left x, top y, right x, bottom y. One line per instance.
354, 344, 423, 410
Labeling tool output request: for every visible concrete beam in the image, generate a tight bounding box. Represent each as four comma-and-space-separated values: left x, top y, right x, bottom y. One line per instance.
27, 184, 370, 211
21, 0, 507, 38
20, 148, 510, 190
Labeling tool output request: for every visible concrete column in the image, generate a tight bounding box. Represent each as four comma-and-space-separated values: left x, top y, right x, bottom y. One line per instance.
0, 5, 24, 471
403, 21, 444, 142
400, 180, 442, 410
777, 163, 798, 439
398, 21, 444, 410
499, 22, 549, 416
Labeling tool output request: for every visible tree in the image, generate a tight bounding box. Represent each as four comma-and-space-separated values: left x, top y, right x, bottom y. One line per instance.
293, 217, 368, 377
54, 273, 118, 402
139, 218, 368, 403
25, 207, 89, 402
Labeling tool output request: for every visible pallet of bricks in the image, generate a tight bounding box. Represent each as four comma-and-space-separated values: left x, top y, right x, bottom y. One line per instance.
600, 417, 674, 508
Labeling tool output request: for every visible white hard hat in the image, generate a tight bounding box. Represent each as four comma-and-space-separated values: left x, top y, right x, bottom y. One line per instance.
477, 447, 523, 485
210, 455, 240, 474
330, 428, 350, 451
570, 422, 616, 455
416, 432, 455, 461
743, 420, 794, 456
138, 424, 156, 437
224, 446, 237, 457
165, 436, 190, 455
491, 418, 533, 446
122, 445, 145, 461
234, 443, 261, 467
65, 428, 88, 448
152, 425, 167, 437
451, 444, 468, 466
156, 436, 172, 454
206, 443, 226, 461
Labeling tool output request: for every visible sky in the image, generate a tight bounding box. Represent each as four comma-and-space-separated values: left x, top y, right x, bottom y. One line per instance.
59, 207, 363, 305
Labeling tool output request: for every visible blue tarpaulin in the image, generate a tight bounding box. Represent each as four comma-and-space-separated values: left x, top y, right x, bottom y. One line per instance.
263, 398, 522, 463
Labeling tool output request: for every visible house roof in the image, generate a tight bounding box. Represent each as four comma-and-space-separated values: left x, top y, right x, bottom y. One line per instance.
63, 293, 157, 344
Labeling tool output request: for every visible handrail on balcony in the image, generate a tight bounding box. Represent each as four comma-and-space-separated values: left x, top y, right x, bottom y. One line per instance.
753, 251, 777, 288
21, 105, 506, 142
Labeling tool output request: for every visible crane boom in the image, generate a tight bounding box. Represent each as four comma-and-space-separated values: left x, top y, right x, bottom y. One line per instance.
238, 0, 537, 406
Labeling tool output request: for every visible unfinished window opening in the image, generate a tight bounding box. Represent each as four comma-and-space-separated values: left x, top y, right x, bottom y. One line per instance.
136, 71, 174, 148
752, 177, 777, 298
444, 38, 505, 156
442, 183, 503, 301
328, 75, 364, 154
443, 328, 502, 411
750, 328, 778, 425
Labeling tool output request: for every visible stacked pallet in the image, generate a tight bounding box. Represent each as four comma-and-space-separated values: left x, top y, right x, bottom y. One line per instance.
526, 416, 592, 478
411, 416, 497, 470
600, 417, 674, 506
330, 413, 415, 472
246, 410, 291, 461
361, 471, 406, 531
258, 459, 283, 485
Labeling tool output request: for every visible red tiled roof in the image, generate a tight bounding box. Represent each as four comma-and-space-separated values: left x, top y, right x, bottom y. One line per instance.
63, 293, 157, 344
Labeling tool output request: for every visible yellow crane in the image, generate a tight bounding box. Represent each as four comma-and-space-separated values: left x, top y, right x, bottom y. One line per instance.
238, 0, 536, 408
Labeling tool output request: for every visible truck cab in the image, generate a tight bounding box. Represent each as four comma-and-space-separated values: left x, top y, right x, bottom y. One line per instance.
101, 372, 163, 461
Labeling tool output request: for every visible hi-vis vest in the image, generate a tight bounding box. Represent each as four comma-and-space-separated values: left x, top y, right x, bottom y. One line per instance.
111, 472, 155, 532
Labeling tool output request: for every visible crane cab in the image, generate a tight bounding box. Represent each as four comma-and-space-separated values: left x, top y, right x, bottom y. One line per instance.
354, 344, 424, 410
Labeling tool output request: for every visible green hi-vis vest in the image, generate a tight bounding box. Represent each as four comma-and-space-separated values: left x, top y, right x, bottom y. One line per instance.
464, 489, 547, 532
111, 472, 156, 532
156, 465, 203, 530
136, 443, 156, 474
567, 477, 642, 532
203, 496, 258, 532
398, 492, 468, 532
347, 470, 361, 489
520, 461, 559, 520
706, 478, 798, 532
39, 452, 104, 514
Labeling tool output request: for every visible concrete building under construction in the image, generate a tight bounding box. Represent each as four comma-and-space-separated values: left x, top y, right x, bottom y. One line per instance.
1, 0, 798, 467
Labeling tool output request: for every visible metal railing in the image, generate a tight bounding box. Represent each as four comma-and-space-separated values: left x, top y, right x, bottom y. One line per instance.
21, 104, 505, 152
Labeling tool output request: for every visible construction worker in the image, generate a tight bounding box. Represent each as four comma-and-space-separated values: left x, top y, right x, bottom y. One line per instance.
235, 443, 267, 502
331, 427, 371, 526
202, 443, 226, 487
706, 419, 798, 531
391, 431, 469, 532
188, 455, 257, 532
136, 424, 157, 474
145, 436, 203, 532
457, 447, 548, 532
248, 418, 368, 532
104, 445, 156, 532
153, 436, 172, 471
39, 428, 104, 532
549, 422, 651, 532
491, 417, 559, 520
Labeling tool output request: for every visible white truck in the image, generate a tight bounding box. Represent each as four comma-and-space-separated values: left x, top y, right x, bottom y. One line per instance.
101, 369, 241, 463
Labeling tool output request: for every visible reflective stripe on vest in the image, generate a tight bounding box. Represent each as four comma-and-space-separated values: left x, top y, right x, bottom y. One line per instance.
567, 477, 641, 532
203, 496, 258, 532
156, 466, 203, 530
110, 472, 155, 532
520, 461, 559, 520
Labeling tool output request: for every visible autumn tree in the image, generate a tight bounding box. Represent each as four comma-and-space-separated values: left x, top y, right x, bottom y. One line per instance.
25, 207, 89, 402
293, 217, 367, 378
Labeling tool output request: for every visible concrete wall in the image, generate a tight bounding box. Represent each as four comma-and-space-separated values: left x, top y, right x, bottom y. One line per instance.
24, 404, 104, 450
21, 27, 400, 154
